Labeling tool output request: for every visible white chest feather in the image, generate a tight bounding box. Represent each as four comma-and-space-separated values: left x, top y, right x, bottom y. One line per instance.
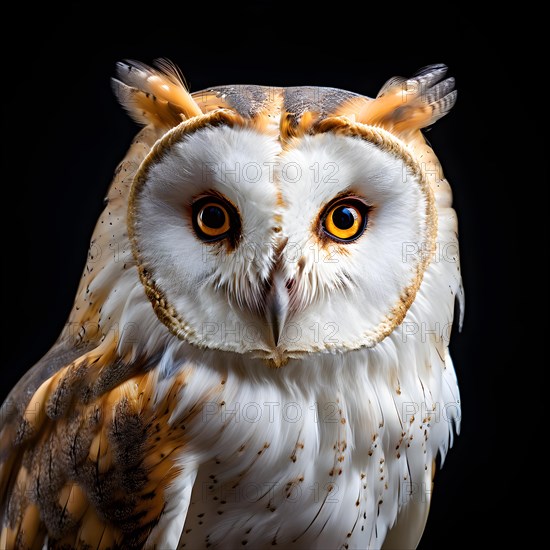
147, 337, 460, 550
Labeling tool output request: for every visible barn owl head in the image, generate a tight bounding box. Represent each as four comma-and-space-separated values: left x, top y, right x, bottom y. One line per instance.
103, 61, 457, 366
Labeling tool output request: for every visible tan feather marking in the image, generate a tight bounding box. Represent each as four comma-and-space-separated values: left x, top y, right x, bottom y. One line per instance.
97, 523, 117, 550
14, 466, 29, 501
89, 428, 108, 461
357, 88, 413, 127
113, 60, 203, 128
142, 456, 181, 486
19, 504, 41, 547
76, 506, 110, 548
0, 525, 16, 549
249, 89, 285, 136
280, 112, 300, 144
22, 375, 53, 435
113, 81, 185, 128
279, 110, 318, 145
333, 97, 370, 120
97, 447, 113, 474
336, 65, 456, 142
191, 90, 234, 113
59, 483, 88, 523
29, 531, 46, 550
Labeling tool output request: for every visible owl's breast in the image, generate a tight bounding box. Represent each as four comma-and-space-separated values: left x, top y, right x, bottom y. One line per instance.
180, 397, 378, 549
173, 351, 447, 549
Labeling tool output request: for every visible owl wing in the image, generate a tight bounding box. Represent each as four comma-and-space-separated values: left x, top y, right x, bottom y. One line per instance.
0, 344, 199, 549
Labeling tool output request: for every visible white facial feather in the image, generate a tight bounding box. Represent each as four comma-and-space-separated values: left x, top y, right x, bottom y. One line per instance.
277, 133, 432, 351
128, 125, 436, 361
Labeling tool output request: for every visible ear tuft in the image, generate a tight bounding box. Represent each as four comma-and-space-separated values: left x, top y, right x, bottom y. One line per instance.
112, 59, 203, 128
357, 64, 457, 137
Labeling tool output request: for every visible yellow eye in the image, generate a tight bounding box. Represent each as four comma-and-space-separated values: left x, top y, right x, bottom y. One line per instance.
322, 200, 369, 242
192, 196, 240, 242
196, 202, 230, 238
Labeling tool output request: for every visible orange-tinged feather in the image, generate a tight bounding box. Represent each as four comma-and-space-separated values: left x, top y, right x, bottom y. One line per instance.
19, 503, 41, 548
23, 375, 53, 432
29, 528, 47, 550
191, 90, 233, 113
144, 453, 182, 484
97, 447, 113, 474
336, 65, 456, 142
357, 86, 409, 126
0, 525, 16, 549
58, 483, 89, 523
14, 465, 28, 494
0, 448, 18, 501
76, 507, 106, 548
113, 60, 203, 128
146, 74, 202, 118
89, 430, 108, 461
97, 524, 117, 550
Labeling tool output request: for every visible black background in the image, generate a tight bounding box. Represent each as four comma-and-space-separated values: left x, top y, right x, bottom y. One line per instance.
1, 11, 520, 549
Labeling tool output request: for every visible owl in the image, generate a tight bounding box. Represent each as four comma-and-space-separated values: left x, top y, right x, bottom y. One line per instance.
0, 60, 463, 549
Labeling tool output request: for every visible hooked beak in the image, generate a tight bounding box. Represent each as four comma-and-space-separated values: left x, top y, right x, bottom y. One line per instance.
267, 269, 290, 347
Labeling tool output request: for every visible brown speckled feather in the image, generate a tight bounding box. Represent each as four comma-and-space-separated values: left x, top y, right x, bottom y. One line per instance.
0, 353, 200, 549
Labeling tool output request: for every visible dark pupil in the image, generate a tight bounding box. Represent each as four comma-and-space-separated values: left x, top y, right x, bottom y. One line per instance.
201, 205, 226, 228
332, 206, 355, 230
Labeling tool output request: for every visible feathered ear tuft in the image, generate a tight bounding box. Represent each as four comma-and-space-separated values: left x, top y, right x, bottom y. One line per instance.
357, 64, 457, 137
112, 59, 203, 128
